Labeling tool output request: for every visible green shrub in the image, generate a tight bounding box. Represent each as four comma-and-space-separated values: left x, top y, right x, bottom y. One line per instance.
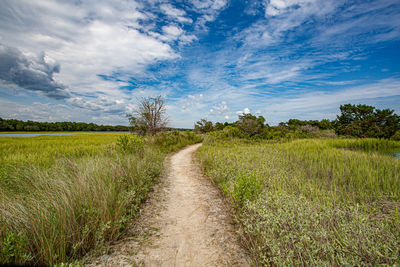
150, 131, 202, 152
223, 126, 243, 138
116, 134, 144, 153
0, 231, 31, 265
231, 173, 262, 208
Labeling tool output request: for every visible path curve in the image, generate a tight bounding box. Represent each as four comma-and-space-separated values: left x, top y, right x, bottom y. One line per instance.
86, 144, 249, 266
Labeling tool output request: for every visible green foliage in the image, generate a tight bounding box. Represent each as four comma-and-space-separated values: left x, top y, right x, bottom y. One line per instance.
231, 173, 262, 208
223, 126, 243, 138
280, 118, 333, 130
235, 113, 267, 138
0, 132, 201, 266
0, 117, 129, 132
198, 138, 400, 265
335, 104, 400, 138
194, 119, 214, 133
149, 131, 202, 152
116, 134, 144, 153
198, 103, 399, 140
0, 232, 31, 265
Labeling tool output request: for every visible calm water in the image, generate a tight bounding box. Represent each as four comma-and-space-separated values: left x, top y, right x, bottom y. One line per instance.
394, 151, 400, 159
0, 132, 126, 137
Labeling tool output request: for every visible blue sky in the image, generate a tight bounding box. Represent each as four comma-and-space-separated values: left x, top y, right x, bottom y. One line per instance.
0, 0, 399, 127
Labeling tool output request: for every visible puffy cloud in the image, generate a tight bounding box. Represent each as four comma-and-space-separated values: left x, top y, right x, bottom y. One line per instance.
0, 44, 69, 99
0, 0, 178, 99
162, 25, 184, 40
236, 107, 251, 115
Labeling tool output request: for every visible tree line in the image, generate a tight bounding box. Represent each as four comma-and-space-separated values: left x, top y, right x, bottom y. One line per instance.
195, 104, 400, 140
0, 118, 130, 132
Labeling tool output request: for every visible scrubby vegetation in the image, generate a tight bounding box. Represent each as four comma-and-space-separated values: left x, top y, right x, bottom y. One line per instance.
198, 137, 400, 265
0, 131, 201, 266
195, 103, 400, 140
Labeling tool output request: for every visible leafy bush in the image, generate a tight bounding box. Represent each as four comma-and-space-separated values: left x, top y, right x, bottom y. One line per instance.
0, 232, 32, 265
149, 131, 202, 152
116, 134, 144, 153
223, 126, 243, 138
231, 173, 262, 209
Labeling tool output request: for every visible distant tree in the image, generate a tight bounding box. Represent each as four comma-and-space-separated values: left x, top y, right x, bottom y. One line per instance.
214, 122, 225, 131
235, 113, 267, 137
296, 125, 320, 136
194, 119, 214, 133
127, 95, 168, 135
0, 117, 130, 132
318, 119, 333, 130
281, 119, 333, 130
335, 104, 400, 138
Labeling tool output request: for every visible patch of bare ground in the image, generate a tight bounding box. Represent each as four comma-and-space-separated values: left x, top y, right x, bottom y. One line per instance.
84, 144, 249, 266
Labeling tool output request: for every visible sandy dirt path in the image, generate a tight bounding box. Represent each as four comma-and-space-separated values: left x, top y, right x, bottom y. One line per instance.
86, 143, 249, 266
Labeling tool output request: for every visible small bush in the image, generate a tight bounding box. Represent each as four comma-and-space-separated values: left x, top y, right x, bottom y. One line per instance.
296, 125, 320, 137
116, 134, 144, 153
0, 231, 32, 265
150, 131, 202, 152
231, 173, 262, 208
223, 126, 243, 138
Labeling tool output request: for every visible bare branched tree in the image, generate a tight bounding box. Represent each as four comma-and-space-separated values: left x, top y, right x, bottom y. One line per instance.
127, 95, 168, 135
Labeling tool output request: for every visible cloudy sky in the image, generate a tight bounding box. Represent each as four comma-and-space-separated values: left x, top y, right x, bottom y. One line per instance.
0, 0, 399, 127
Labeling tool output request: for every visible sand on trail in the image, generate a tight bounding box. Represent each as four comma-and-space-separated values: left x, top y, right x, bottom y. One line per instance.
86, 143, 249, 267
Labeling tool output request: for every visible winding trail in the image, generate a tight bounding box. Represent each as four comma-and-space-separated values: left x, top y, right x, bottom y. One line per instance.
86, 144, 249, 266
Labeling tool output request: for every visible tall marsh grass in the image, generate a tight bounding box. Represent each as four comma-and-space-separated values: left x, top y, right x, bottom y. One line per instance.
0, 132, 201, 266
198, 138, 400, 265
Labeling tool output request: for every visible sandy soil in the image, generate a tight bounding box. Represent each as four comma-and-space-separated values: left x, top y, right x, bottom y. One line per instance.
85, 144, 249, 267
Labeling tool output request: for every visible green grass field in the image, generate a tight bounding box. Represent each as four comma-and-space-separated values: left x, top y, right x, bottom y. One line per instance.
0, 132, 201, 266
198, 138, 400, 266
0, 134, 121, 167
